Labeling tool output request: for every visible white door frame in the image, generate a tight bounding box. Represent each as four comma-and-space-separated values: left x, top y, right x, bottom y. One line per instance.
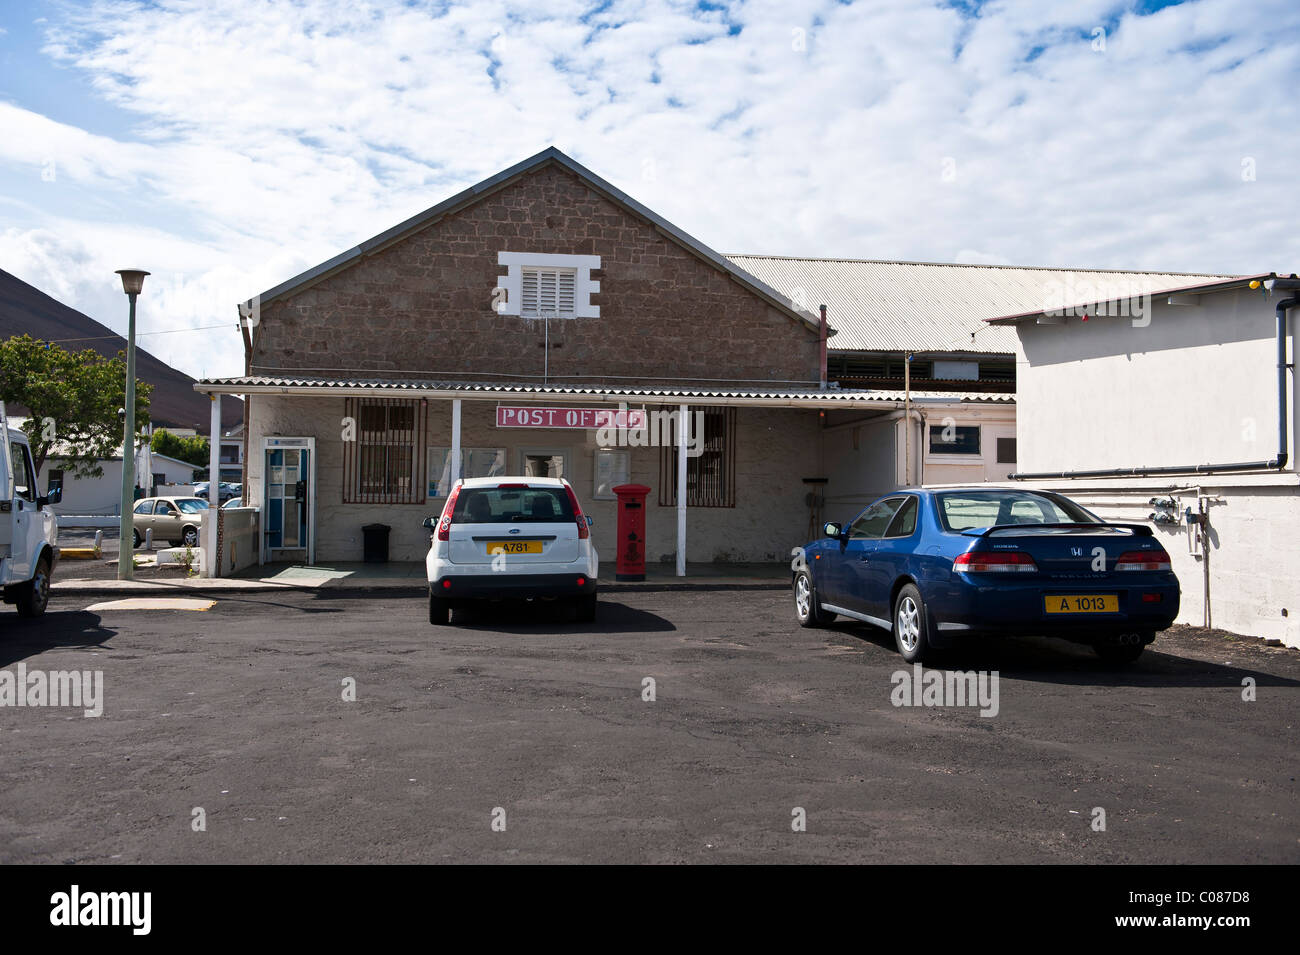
261, 436, 316, 565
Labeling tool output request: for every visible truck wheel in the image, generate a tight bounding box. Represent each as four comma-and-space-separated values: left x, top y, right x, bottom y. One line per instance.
428, 593, 449, 625
16, 557, 51, 618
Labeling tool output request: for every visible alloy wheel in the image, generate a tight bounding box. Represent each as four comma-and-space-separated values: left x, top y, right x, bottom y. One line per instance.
896, 596, 920, 653
795, 575, 812, 619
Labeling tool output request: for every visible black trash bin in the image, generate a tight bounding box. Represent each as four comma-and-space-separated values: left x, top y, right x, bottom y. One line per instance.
361, 523, 391, 563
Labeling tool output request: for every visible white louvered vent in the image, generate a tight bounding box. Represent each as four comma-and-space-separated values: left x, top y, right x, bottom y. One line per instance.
521, 267, 577, 318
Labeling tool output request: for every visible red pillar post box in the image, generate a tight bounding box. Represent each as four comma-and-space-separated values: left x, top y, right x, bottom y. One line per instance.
612, 483, 651, 581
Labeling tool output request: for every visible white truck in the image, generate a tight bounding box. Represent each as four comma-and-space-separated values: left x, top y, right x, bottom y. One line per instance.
1, 400, 60, 617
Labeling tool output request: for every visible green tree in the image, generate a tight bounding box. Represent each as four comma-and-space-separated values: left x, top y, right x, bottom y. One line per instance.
150, 429, 210, 468
0, 334, 152, 478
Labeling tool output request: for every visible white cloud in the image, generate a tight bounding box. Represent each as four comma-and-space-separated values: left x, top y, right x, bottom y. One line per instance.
0, 0, 1297, 380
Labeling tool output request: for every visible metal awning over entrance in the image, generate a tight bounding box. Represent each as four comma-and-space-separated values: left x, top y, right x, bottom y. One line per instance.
194, 374, 1013, 408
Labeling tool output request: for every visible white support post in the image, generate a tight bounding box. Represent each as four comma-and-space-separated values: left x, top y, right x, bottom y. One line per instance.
676, 403, 687, 577
205, 394, 221, 577
450, 399, 463, 484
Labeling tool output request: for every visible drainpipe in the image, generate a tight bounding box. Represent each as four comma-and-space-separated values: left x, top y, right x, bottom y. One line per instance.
1010, 287, 1296, 480
903, 352, 912, 486
819, 305, 828, 390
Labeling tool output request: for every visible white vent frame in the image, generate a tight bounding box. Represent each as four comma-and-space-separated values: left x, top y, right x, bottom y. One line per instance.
496, 252, 600, 319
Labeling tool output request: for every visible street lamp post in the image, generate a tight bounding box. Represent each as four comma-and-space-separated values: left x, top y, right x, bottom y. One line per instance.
115, 269, 149, 581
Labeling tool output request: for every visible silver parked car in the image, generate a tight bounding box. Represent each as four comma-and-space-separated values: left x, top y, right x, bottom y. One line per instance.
131, 496, 208, 548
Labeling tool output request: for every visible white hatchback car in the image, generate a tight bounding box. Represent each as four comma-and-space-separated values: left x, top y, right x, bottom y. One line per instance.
424, 476, 599, 624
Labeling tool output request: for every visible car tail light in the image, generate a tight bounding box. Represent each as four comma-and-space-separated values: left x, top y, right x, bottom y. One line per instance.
1115, 549, 1172, 572
437, 484, 461, 541
1141, 592, 1163, 603
496, 483, 529, 489
563, 483, 590, 540
953, 551, 1038, 573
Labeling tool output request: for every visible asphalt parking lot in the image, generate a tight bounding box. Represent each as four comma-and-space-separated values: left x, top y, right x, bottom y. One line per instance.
1, 589, 1297, 864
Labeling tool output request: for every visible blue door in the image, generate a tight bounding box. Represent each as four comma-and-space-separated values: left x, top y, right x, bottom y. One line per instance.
839, 496, 905, 620
857, 496, 920, 621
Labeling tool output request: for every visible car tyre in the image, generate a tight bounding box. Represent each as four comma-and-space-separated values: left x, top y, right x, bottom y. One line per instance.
428, 593, 449, 625
15, 556, 51, 618
182, 526, 200, 548
573, 593, 597, 623
132, 529, 142, 549
794, 571, 836, 628
893, 583, 933, 663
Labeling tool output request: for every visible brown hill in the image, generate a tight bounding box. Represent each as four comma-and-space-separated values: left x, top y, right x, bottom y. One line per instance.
0, 268, 242, 433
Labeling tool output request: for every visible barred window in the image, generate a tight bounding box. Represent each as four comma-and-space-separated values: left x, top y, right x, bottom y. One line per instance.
343, 398, 426, 504
659, 406, 736, 508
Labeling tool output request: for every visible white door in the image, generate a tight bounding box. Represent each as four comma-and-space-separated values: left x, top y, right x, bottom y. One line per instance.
7, 438, 37, 574
0, 403, 11, 567
984, 424, 1018, 481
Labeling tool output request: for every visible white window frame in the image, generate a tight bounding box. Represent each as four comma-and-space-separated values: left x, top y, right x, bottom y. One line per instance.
496, 252, 600, 318
926, 423, 983, 459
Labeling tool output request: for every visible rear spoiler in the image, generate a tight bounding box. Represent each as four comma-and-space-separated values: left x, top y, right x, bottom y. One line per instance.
962, 522, 1154, 538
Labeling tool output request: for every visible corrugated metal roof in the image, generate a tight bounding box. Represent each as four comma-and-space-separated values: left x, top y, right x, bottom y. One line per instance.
726, 255, 1238, 354
195, 375, 1012, 405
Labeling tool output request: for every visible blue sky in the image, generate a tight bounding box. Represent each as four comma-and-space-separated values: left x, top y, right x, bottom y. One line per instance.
1, 0, 1297, 380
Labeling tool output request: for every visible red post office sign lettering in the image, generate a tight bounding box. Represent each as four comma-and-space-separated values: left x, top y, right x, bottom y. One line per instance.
496, 406, 647, 429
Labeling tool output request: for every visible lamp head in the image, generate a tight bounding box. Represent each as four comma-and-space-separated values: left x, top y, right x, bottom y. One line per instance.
115, 269, 150, 296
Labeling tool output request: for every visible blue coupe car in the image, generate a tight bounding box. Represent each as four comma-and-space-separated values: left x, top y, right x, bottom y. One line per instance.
792, 487, 1180, 664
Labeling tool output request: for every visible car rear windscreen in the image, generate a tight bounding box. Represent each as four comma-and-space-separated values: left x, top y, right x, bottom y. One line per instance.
452, 486, 575, 524
936, 491, 1094, 531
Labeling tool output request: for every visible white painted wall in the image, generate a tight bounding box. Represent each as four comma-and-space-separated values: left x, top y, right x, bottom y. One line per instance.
1026, 478, 1300, 647
1016, 289, 1296, 473
921, 403, 1018, 485
1010, 286, 1300, 646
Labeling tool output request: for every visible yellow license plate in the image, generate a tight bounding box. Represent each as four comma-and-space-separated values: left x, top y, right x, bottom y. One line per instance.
1045, 594, 1118, 614
486, 541, 542, 555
